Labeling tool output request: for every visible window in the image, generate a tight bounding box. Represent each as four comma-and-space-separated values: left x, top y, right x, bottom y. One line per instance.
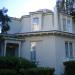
30, 42, 36, 62
65, 42, 69, 57
33, 18, 39, 25
32, 18, 39, 31
67, 19, 72, 32
63, 18, 66, 31
65, 41, 73, 58
69, 42, 73, 58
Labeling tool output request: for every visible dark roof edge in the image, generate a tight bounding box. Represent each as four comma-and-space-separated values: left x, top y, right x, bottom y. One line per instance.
0, 30, 75, 39
16, 30, 75, 38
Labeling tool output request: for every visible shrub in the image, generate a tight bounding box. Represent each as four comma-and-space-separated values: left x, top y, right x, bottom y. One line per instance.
18, 57, 37, 69
19, 67, 55, 75
0, 69, 17, 75
0, 56, 36, 69
63, 60, 75, 75
0, 57, 55, 75
0, 56, 18, 69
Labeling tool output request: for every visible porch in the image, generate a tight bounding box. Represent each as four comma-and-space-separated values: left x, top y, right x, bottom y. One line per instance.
0, 40, 21, 57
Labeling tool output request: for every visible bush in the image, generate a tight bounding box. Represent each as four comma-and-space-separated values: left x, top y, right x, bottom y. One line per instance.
19, 67, 55, 75
0, 57, 55, 75
0, 69, 17, 75
0, 56, 36, 69
18, 57, 37, 69
0, 56, 18, 69
63, 60, 75, 75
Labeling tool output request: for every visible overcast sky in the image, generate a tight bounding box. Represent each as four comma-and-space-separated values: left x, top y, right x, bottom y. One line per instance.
0, 0, 56, 18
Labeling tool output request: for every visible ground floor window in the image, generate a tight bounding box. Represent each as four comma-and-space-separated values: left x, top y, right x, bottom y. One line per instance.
65, 41, 73, 58
6, 43, 19, 56
30, 42, 36, 63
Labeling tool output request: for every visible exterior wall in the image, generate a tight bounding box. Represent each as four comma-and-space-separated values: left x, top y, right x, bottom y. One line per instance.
7, 8, 74, 34
53, 7, 59, 30
20, 40, 31, 60
21, 35, 56, 68
20, 35, 75, 75
31, 13, 42, 31
7, 18, 21, 34
20, 16, 31, 33
42, 13, 54, 31
59, 13, 73, 33
54, 36, 75, 75
72, 19, 75, 33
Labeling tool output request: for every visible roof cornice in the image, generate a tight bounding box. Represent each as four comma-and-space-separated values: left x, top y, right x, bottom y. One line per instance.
0, 31, 75, 40
16, 30, 75, 39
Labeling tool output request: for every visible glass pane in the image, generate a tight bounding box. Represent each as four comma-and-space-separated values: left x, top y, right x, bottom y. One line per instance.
30, 42, 36, 62
65, 42, 69, 57
69, 42, 73, 58
63, 18, 66, 31
33, 18, 39, 25
67, 19, 72, 32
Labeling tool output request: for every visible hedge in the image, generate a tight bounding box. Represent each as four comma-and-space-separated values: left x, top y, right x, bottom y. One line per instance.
0, 69, 17, 75
63, 60, 75, 75
19, 67, 55, 75
0, 56, 36, 69
0, 57, 55, 75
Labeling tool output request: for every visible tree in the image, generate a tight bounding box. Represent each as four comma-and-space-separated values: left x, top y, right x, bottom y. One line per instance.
56, 0, 75, 17
0, 7, 10, 34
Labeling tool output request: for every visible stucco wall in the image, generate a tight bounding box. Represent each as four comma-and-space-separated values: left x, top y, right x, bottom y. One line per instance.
54, 36, 75, 75
21, 35, 56, 68
7, 9, 74, 34
20, 16, 31, 33
31, 13, 42, 31
59, 14, 73, 33
42, 13, 54, 31
20, 35, 75, 75
72, 19, 75, 33
7, 18, 21, 34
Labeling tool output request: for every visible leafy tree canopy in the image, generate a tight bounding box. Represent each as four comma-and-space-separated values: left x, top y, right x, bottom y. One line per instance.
0, 7, 11, 34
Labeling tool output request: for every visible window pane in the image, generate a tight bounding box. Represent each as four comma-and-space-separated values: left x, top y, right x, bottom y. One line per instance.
32, 18, 39, 31
67, 19, 72, 32
30, 42, 36, 62
33, 18, 39, 25
63, 18, 66, 31
65, 42, 69, 57
69, 42, 73, 58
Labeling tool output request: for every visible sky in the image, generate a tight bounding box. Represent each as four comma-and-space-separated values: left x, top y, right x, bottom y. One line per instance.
0, 0, 56, 18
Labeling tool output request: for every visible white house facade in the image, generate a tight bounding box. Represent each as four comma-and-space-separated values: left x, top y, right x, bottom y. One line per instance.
0, 7, 75, 75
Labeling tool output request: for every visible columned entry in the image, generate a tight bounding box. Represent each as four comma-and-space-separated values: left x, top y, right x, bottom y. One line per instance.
6, 43, 19, 56
4, 40, 21, 57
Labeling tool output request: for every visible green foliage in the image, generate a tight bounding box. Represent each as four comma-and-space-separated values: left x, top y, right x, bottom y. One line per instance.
0, 56, 36, 69
0, 8, 10, 33
0, 57, 54, 75
63, 60, 75, 75
18, 57, 37, 69
19, 67, 55, 75
0, 69, 17, 75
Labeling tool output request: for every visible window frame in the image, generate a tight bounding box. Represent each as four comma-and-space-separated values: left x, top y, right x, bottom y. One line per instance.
63, 18, 66, 31
65, 41, 73, 58
32, 17, 40, 31
30, 42, 36, 62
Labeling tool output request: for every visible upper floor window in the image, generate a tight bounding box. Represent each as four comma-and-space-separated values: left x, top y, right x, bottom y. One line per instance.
67, 19, 72, 32
65, 41, 73, 58
33, 18, 39, 25
63, 18, 66, 31
32, 17, 39, 31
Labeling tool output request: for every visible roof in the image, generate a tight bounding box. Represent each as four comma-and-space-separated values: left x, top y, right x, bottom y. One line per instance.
0, 30, 75, 40
30, 9, 53, 15
15, 30, 75, 39
36, 9, 53, 13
